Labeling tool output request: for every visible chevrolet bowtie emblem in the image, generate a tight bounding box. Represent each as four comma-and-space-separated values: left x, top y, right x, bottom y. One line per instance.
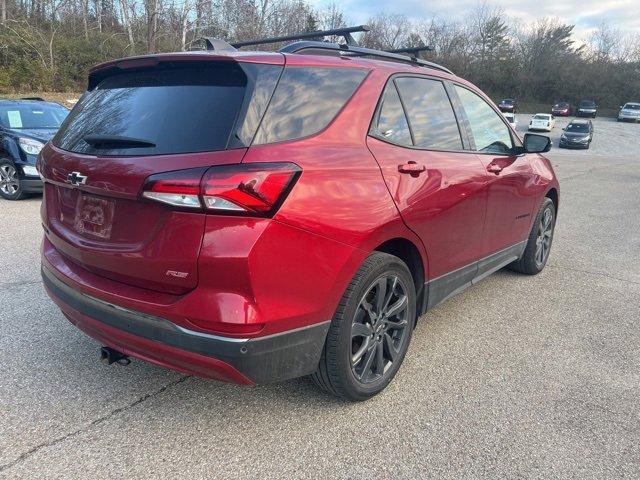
66, 171, 87, 186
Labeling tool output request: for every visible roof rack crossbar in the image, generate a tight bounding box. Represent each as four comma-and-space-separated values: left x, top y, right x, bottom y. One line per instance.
280, 41, 453, 75
231, 25, 370, 49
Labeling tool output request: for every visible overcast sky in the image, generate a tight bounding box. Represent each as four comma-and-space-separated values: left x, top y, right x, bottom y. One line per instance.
309, 0, 640, 42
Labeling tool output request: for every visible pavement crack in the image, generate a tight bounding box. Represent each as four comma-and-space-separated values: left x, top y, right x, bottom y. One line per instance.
0, 375, 190, 473
547, 264, 640, 286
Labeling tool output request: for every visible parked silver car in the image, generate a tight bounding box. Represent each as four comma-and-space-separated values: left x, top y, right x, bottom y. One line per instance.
618, 102, 640, 123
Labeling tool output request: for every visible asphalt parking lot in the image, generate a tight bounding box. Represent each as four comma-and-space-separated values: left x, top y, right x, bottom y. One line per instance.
514, 114, 638, 157
1, 123, 639, 478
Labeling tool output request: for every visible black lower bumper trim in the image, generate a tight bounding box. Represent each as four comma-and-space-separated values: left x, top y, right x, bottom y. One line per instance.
42, 266, 330, 383
21, 178, 43, 193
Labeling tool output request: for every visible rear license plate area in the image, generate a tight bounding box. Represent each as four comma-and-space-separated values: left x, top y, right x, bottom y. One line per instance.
74, 194, 115, 240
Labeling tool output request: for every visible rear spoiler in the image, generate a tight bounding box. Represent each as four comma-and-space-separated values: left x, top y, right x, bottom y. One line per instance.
87, 52, 284, 90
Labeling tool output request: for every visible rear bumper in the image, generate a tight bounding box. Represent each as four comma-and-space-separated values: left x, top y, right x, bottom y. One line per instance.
42, 265, 330, 384
21, 178, 43, 193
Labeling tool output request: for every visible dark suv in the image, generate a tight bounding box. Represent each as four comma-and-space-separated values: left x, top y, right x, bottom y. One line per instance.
0, 98, 69, 200
576, 100, 597, 118
40, 28, 559, 401
498, 98, 518, 113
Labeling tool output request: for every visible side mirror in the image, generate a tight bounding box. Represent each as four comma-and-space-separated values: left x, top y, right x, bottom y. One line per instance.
523, 133, 551, 153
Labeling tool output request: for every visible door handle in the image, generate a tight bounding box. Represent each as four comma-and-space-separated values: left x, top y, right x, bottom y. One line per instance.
487, 164, 503, 174
398, 161, 426, 177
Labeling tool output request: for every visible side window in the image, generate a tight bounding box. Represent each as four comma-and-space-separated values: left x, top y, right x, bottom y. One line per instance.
253, 67, 367, 145
371, 83, 412, 146
454, 85, 513, 154
394, 77, 463, 150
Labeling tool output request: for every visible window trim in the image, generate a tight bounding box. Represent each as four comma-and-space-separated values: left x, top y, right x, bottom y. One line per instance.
449, 82, 523, 156
368, 73, 471, 154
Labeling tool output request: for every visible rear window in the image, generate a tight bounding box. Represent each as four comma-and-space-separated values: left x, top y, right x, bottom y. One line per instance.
534, 114, 550, 120
580, 101, 596, 108
252, 67, 367, 145
624, 104, 640, 110
54, 62, 282, 156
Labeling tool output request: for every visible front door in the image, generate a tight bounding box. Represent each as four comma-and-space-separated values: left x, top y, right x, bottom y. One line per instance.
452, 84, 536, 261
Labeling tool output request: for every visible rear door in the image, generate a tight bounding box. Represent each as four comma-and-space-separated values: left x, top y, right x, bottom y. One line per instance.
366, 75, 489, 306
451, 84, 536, 259
40, 58, 283, 294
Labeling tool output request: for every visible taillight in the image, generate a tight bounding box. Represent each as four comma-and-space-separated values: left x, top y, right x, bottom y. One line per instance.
141, 167, 206, 209
141, 163, 301, 217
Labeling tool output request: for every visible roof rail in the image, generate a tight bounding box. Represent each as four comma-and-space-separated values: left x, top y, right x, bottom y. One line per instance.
386, 46, 434, 56
280, 41, 453, 75
21, 96, 45, 101
231, 25, 370, 49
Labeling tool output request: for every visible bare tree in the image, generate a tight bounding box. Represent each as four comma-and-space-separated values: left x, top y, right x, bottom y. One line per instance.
145, 0, 159, 52
361, 13, 411, 50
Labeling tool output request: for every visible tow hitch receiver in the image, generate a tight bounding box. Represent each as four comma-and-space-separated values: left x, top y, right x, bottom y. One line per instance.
100, 347, 131, 366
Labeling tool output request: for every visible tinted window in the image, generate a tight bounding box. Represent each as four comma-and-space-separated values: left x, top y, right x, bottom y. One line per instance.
395, 77, 462, 150
455, 85, 513, 154
0, 103, 68, 129
580, 101, 596, 108
371, 83, 412, 146
54, 63, 281, 156
253, 67, 367, 145
566, 123, 589, 133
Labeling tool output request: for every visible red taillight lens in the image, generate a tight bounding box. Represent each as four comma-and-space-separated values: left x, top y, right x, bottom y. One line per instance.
142, 167, 207, 209
141, 163, 300, 216
201, 163, 301, 216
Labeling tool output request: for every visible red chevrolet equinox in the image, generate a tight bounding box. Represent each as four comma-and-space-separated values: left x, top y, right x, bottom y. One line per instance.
39, 30, 559, 401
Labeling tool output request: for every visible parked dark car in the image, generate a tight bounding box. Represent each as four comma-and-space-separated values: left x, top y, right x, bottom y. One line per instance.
39, 28, 559, 401
551, 102, 573, 116
498, 98, 518, 113
560, 119, 593, 149
576, 100, 597, 118
0, 98, 69, 200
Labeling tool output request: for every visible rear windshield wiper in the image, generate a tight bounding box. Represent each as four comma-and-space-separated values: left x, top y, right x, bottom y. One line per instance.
82, 134, 156, 148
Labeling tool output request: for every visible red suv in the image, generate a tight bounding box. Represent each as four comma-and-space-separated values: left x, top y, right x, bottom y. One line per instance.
39, 29, 559, 401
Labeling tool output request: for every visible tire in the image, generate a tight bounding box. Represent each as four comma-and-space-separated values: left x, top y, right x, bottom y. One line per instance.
509, 197, 556, 275
0, 159, 27, 200
311, 252, 416, 401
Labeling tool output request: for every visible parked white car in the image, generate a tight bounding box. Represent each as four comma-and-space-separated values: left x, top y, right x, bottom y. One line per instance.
529, 113, 555, 132
617, 102, 640, 123
503, 112, 518, 129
